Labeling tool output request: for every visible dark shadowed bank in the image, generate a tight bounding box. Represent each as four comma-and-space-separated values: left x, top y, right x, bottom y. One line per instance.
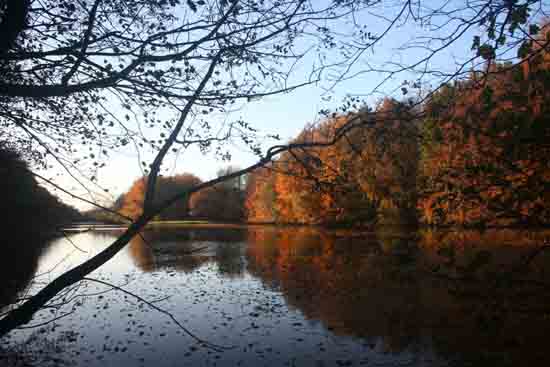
0, 147, 81, 309
0, 146, 82, 365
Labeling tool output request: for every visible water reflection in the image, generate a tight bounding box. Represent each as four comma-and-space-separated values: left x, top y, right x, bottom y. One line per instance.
128, 228, 247, 276
0, 235, 48, 310
2, 226, 550, 366
246, 226, 550, 366
127, 224, 550, 364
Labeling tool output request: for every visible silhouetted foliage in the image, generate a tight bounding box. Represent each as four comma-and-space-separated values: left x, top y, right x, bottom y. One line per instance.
1, 146, 81, 231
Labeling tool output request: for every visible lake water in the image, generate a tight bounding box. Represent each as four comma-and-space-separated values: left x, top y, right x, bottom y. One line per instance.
2, 226, 550, 366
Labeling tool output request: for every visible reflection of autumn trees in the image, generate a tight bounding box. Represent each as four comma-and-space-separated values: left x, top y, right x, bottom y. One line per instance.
246, 227, 550, 365
128, 235, 156, 273
127, 229, 246, 276
128, 233, 209, 273
418, 229, 550, 280
246, 227, 432, 351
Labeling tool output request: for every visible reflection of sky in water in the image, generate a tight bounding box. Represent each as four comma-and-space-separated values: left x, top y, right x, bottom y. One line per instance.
3, 227, 550, 367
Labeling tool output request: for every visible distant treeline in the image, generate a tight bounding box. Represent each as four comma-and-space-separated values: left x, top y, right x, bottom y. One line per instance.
91, 168, 246, 224
245, 28, 550, 227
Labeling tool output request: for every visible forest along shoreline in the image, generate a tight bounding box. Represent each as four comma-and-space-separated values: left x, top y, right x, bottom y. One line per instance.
84, 45, 550, 230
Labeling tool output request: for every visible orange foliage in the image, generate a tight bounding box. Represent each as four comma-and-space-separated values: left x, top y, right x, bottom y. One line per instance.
120, 174, 202, 220
418, 29, 550, 226
246, 101, 418, 226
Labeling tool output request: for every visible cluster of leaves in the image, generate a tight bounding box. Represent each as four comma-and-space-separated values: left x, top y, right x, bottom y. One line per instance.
469, 0, 543, 61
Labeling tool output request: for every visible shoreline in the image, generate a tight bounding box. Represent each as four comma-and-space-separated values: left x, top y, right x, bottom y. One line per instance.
63, 221, 550, 232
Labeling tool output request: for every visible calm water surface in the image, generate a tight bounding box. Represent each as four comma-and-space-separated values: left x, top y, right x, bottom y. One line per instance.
2, 226, 550, 366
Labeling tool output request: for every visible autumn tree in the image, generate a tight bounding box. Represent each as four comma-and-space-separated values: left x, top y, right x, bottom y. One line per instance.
245, 103, 418, 226
245, 166, 278, 223
120, 173, 202, 220
418, 25, 550, 226
190, 184, 245, 221
190, 167, 245, 222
